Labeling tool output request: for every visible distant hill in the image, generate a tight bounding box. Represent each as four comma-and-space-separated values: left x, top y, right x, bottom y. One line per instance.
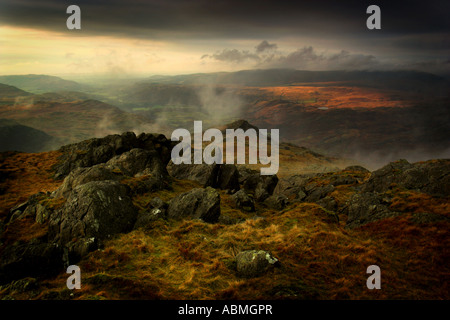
0, 75, 86, 94
0, 99, 157, 146
0, 83, 31, 99
144, 69, 449, 93
0, 119, 56, 152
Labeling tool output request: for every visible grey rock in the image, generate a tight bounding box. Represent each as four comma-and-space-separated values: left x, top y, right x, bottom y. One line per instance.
53, 164, 123, 198
235, 250, 279, 278
167, 187, 220, 223
345, 192, 400, 229
263, 194, 289, 210
49, 180, 138, 262
231, 189, 255, 212
243, 173, 278, 202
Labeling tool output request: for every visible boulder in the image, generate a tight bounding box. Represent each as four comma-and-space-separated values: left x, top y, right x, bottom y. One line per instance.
167, 161, 219, 187
167, 187, 220, 223
49, 180, 138, 262
106, 148, 167, 178
235, 250, 279, 278
242, 172, 278, 202
263, 194, 289, 210
167, 161, 239, 191
231, 190, 255, 212
53, 164, 123, 198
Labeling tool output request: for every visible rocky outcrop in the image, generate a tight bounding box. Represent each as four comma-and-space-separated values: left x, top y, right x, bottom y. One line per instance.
167, 187, 220, 223
53, 132, 174, 179
345, 159, 450, 228
362, 159, 450, 197
235, 250, 279, 278
167, 161, 240, 192
48, 180, 138, 263
53, 164, 123, 198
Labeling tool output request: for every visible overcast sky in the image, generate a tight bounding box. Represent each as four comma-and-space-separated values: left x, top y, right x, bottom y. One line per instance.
0, 0, 448, 76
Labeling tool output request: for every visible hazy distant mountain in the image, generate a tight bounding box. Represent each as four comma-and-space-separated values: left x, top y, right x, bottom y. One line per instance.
0, 75, 86, 94
144, 69, 449, 93
0, 83, 31, 98
0, 119, 55, 152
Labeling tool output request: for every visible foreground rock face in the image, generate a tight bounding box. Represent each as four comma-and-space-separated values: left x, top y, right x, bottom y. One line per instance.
167, 187, 221, 223
53, 132, 174, 179
361, 159, 450, 197
235, 250, 279, 278
49, 180, 138, 262
345, 159, 450, 228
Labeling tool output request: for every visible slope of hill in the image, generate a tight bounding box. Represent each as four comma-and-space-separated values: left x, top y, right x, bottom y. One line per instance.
0, 119, 57, 153
0, 75, 87, 94
0, 83, 31, 99
0, 99, 157, 147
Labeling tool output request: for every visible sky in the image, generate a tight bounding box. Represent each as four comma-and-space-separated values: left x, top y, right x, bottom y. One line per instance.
0, 0, 449, 76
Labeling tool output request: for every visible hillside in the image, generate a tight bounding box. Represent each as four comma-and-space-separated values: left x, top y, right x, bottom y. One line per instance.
0, 119, 57, 153
0, 129, 448, 300
0, 75, 87, 94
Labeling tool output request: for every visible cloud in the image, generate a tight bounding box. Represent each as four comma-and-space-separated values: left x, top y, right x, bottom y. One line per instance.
202, 49, 260, 63
255, 40, 277, 53
202, 43, 381, 71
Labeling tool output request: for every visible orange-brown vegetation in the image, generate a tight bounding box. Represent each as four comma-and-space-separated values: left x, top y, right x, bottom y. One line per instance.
0, 151, 62, 219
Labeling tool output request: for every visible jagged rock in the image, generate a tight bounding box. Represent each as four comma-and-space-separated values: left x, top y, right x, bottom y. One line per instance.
263, 194, 289, 210
6, 192, 48, 223
273, 174, 316, 200
53, 132, 173, 179
237, 167, 259, 184
167, 161, 239, 191
167, 187, 220, 223
0, 239, 63, 285
345, 192, 399, 229
134, 197, 168, 229
242, 172, 278, 202
316, 196, 338, 213
231, 190, 255, 212
53, 164, 123, 198
106, 148, 167, 178
362, 159, 450, 197
216, 164, 240, 192
49, 180, 138, 262
235, 250, 279, 278
167, 161, 219, 186
305, 184, 335, 202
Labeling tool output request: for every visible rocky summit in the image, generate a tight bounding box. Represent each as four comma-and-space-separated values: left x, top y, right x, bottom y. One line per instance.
0, 130, 448, 300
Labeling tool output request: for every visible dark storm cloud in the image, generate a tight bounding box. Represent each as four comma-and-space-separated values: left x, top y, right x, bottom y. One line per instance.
1, 0, 448, 40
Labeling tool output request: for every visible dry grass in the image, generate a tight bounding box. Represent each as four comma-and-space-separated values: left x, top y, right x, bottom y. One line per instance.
0, 151, 62, 219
